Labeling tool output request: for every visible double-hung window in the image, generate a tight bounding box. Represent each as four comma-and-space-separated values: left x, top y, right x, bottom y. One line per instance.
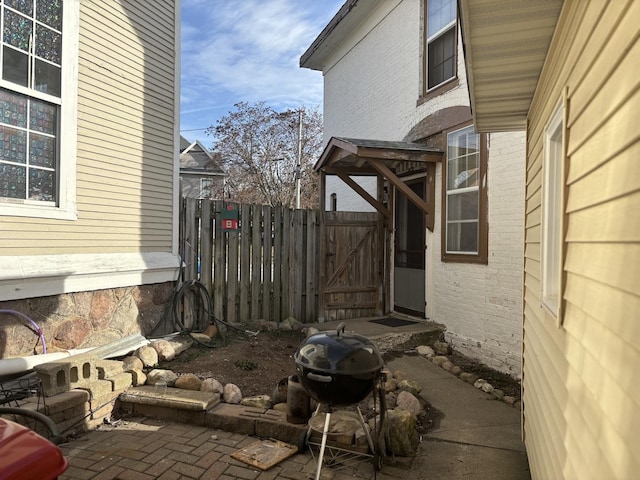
0, 0, 78, 219
442, 124, 488, 263
426, 0, 456, 91
199, 177, 213, 199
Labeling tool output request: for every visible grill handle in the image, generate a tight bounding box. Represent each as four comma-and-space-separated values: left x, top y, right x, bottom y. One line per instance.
306, 372, 332, 383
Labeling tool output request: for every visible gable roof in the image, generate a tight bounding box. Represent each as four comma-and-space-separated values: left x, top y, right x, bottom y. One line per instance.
459, 0, 563, 132
179, 136, 225, 175
314, 137, 443, 173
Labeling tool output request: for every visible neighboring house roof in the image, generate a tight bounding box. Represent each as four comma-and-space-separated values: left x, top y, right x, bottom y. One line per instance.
179, 136, 225, 176
458, 0, 563, 132
300, 0, 385, 70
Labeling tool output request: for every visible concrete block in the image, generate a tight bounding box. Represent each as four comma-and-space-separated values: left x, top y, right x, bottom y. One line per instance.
42, 390, 90, 415
118, 386, 220, 411
35, 362, 71, 397
205, 404, 263, 435
96, 360, 124, 379
35, 357, 98, 397
105, 372, 133, 392
76, 379, 112, 400
255, 409, 306, 444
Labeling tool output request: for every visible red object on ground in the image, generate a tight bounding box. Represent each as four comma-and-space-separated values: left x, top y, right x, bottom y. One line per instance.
0, 418, 68, 479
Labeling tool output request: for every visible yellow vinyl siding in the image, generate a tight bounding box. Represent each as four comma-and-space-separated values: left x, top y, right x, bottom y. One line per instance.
523, 0, 640, 478
0, 0, 176, 256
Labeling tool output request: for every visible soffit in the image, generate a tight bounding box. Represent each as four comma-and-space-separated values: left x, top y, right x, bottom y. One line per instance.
300, 0, 386, 71
459, 0, 563, 132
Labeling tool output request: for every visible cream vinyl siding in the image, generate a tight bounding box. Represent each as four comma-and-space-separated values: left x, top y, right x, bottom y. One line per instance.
0, 0, 176, 255
523, 1, 640, 479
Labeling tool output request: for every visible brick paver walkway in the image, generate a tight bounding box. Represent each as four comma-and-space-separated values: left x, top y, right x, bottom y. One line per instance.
58, 418, 405, 480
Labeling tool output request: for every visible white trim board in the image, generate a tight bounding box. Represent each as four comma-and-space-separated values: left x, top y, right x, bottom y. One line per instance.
0, 252, 180, 301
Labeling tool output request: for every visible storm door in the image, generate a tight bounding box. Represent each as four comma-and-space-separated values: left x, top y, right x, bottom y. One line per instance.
394, 178, 426, 315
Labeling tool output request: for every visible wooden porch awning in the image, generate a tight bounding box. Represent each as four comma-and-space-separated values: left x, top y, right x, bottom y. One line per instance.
314, 137, 444, 219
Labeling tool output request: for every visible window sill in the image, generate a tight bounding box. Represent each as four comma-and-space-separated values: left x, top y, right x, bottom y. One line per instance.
0, 203, 78, 220
441, 253, 488, 265
418, 78, 459, 106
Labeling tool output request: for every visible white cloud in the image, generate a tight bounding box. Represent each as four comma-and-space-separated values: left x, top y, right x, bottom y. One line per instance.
180, 0, 343, 142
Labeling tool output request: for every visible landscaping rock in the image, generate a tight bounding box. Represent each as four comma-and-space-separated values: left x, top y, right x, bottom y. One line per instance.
201, 378, 224, 394
450, 365, 462, 376
385, 408, 418, 456
175, 373, 202, 391
431, 355, 448, 367
303, 326, 320, 337
503, 395, 517, 406
151, 340, 175, 362
167, 337, 193, 356
460, 372, 479, 385
441, 360, 454, 372
130, 369, 147, 387
393, 370, 409, 382
396, 391, 421, 417
481, 382, 495, 394
415, 345, 435, 358
273, 403, 287, 412
122, 355, 144, 372
135, 345, 159, 368
397, 379, 422, 396
433, 341, 450, 355
146, 369, 178, 386
223, 384, 242, 404
241, 395, 271, 409
384, 376, 398, 393
474, 379, 487, 389
492, 389, 505, 400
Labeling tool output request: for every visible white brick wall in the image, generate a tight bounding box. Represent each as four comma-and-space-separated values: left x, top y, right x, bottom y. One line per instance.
316, 1, 526, 377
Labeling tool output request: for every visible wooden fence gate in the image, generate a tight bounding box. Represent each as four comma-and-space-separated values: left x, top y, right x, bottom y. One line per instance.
179, 198, 319, 324
319, 211, 384, 322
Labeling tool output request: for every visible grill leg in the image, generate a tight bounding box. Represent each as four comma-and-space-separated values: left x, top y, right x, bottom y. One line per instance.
356, 406, 375, 453
314, 410, 331, 480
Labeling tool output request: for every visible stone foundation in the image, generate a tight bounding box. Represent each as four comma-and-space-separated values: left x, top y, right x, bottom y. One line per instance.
0, 282, 175, 359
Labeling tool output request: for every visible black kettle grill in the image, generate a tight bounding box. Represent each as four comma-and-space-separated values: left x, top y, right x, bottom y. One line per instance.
294, 323, 387, 478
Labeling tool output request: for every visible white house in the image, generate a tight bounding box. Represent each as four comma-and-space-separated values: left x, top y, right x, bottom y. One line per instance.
301, 0, 526, 377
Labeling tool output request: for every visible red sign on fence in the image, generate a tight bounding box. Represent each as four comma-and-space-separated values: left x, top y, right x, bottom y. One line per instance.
221, 203, 239, 230
222, 219, 238, 230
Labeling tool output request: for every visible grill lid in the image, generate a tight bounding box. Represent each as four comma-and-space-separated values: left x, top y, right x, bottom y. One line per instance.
294, 323, 384, 376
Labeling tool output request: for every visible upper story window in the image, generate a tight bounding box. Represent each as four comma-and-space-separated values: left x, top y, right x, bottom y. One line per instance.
0, 0, 78, 219
425, 0, 457, 92
199, 177, 213, 199
442, 124, 488, 264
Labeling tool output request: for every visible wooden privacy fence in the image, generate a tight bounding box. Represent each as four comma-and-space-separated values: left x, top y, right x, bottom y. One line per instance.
179, 198, 320, 324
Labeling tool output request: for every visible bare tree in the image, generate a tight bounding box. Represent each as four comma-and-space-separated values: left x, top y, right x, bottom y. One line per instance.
207, 102, 323, 209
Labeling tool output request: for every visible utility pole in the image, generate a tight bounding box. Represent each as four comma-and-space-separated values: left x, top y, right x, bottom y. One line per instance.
295, 109, 303, 209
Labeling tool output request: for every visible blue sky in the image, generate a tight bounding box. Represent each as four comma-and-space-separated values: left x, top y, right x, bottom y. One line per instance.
180, 0, 344, 149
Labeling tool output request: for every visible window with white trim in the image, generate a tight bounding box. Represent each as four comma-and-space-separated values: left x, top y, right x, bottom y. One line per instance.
426, 0, 456, 90
0, 0, 77, 219
443, 124, 487, 263
542, 105, 564, 318
199, 177, 213, 199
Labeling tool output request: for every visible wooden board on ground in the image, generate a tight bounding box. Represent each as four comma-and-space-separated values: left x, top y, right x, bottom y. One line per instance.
231, 439, 298, 470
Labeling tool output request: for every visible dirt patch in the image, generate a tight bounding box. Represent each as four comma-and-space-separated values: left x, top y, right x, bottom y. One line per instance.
157, 331, 520, 405
447, 351, 521, 399
158, 330, 305, 397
